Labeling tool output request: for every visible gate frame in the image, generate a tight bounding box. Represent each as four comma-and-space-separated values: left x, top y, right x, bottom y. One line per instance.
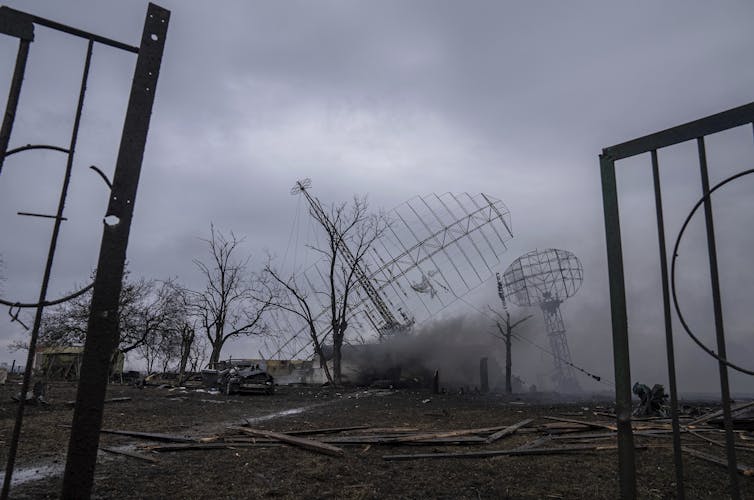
600, 101, 754, 499
0, 4, 169, 499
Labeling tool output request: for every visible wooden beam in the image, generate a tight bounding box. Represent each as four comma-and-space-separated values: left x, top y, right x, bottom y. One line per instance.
383, 444, 645, 461
99, 429, 195, 443
543, 416, 616, 431
230, 427, 344, 457
485, 419, 534, 444
100, 446, 158, 463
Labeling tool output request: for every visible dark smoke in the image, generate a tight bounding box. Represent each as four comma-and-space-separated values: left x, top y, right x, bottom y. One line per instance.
342, 313, 544, 391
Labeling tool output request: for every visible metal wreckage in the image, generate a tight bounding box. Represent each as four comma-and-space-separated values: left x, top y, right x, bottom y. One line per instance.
202, 359, 275, 395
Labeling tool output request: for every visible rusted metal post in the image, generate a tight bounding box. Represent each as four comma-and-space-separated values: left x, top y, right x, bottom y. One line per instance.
61, 4, 169, 498
600, 152, 635, 499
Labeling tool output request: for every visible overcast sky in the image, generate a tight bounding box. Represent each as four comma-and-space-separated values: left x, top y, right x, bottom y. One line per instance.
1, 1, 753, 393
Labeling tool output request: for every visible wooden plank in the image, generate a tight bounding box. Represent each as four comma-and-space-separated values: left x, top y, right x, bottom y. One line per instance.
387, 425, 510, 443
231, 427, 344, 457
325, 436, 486, 445
551, 432, 616, 441
543, 416, 616, 431
486, 419, 534, 444
515, 435, 552, 450
224, 434, 487, 446
687, 429, 754, 451
100, 446, 158, 463
687, 400, 754, 427
362, 427, 420, 434
284, 425, 370, 436
148, 442, 281, 452
682, 446, 754, 476
99, 429, 195, 443
383, 444, 645, 461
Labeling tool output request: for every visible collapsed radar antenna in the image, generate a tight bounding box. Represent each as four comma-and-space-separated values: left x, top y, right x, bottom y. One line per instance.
501, 248, 583, 393
267, 183, 514, 360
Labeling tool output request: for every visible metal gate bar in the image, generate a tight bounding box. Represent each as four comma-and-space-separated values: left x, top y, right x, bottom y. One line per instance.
650, 149, 684, 499
600, 102, 754, 499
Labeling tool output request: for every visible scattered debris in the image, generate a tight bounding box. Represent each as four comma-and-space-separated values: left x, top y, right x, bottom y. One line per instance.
100, 446, 158, 463
202, 360, 275, 395
230, 427, 344, 457
66, 397, 131, 406
705, 401, 754, 431
282, 425, 370, 436
98, 429, 195, 443
542, 416, 615, 432
12, 381, 48, 405
382, 444, 647, 461
485, 418, 534, 444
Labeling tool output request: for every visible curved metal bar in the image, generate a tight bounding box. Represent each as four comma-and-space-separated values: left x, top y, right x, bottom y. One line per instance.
0, 282, 93, 308
671, 168, 754, 376
4, 144, 69, 157
88, 165, 112, 189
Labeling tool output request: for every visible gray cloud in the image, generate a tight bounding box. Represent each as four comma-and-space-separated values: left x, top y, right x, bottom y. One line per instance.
1, 1, 752, 393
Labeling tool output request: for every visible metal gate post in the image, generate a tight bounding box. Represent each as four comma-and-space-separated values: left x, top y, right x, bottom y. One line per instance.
599, 153, 636, 499
60, 4, 169, 498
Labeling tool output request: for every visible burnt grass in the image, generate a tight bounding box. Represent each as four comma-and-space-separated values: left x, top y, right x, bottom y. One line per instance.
0, 380, 752, 499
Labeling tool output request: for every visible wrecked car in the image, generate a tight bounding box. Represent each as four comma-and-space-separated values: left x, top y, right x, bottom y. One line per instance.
202, 360, 275, 395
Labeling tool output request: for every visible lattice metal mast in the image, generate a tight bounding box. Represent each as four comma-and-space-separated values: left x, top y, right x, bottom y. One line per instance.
292, 179, 406, 334
502, 248, 583, 393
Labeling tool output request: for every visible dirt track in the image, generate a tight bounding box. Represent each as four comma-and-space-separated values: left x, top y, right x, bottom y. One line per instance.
0, 380, 752, 499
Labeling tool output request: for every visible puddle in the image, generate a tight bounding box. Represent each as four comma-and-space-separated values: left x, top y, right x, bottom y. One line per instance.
0, 462, 64, 487
243, 405, 314, 424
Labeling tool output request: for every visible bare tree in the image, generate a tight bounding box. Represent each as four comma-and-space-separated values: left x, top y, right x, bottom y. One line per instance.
191, 224, 274, 364
266, 195, 389, 385
17, 271, 176, 360
489, 306, 532, 394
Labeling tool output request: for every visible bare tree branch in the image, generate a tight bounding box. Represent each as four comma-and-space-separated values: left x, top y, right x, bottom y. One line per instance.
189, 224, 274, 364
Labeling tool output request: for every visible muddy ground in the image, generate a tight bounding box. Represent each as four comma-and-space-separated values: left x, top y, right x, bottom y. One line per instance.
0, 378, 752, 499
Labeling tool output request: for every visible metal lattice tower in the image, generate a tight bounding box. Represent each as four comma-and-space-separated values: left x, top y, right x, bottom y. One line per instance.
291, 179, 410, 336
501, 248, 583, 393
264, 181, 514, 360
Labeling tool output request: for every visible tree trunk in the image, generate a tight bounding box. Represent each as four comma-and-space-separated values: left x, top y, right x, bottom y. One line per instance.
209, 341, 224, 366
313, 341, 334, 385
178, 328, 194, 384
178, 344, 190, 384
332, 330, 344, 386
505, 314, 512, 394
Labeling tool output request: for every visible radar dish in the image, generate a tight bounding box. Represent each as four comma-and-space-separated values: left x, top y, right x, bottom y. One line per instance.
500, 248, 583, 393
502, 248, 582, 307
